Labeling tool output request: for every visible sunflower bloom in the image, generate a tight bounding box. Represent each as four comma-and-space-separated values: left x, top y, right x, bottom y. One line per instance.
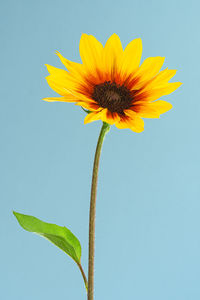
44, 34, 182, 132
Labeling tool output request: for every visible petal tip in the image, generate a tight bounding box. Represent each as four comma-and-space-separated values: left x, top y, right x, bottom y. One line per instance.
42, 98, 50, 102
80, 33, 89, 40
161, 56, 165, 62
84, 117, 90, 125
111, 33, 119, 37
168, 103, 173, 110
136, 37, 142, 43
130, 126, 144, 133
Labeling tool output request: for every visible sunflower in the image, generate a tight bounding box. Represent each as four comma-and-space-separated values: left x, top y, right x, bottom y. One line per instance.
44, 34, 182, 132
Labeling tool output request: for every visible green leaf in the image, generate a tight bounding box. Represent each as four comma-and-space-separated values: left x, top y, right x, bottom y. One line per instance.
13, 211, 81, 264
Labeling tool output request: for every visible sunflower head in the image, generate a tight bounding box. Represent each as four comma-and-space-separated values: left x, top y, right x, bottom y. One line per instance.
43, 34, 182, 133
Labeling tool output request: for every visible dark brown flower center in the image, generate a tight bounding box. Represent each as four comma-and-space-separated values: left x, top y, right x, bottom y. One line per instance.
92, 81, 133, 114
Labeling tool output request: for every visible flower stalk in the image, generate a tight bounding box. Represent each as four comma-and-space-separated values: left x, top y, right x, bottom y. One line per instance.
88, 122, 110, 300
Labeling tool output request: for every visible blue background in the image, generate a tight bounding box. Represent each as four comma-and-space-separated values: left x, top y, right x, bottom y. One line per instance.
1, 0, 200, 299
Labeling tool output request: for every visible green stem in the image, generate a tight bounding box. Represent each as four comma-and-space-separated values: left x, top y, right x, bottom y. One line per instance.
87, 122, 110, 300
77, 262, 88, 291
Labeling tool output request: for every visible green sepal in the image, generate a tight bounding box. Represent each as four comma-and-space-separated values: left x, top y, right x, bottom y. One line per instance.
81, 107, 91, 114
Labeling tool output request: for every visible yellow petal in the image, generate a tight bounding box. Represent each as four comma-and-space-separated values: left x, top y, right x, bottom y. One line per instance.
145, 82, 182, 102
43, 96, 77, 103
121, 38, 142, 76
115, 118, 128, 129
46, 75, 77, 96
123, 109, 137, 118
135, 100, 172, 118
135, 56, 165, 87
129, 117, 144, 133
45, 64, 69, 76
152, 68, 177, 84
124, 111, 144, 132
150, 100, 172, 113
56, 51, 85, 81
79, 34, 103, 72
133, 106, 160, 118
143, 68, 177, 90
102, 33, 123, 78
84, 109, 104, 124
76, 101, 100, 111
100, 108, 120, 125
45, 64, 79, 84
116, 114, 144, 132
45, 74, 92, 102
45, 64, 80, 84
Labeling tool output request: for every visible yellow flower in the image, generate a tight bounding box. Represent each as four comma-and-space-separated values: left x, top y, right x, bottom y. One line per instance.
44, 34, 182, 132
